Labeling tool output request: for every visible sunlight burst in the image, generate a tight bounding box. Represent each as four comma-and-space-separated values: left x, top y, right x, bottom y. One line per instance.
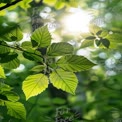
62, 8, 92, 34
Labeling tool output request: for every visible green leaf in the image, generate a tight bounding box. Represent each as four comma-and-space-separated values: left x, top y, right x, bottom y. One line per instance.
57, 55, 95, 72
49, 69, 78, 95
2, 91, 19, 102
31, 25, 51, 48
0, 99, 5, 106
101, 38, 110, 48
21, 41, 32, 49
22, 74, 49, 100
95, 39, 101, 46
22, 49, 43, 62
1, 53, 20, 69
55, 0, 65, 9
0, 53, 18, 63
81, 39, 94, 48
99, 30, 108, 37
0, 83, 12, 92
19, 0, 32, 10
52, 97, 66, 105
0, 42, 10, 54
30, 65, 45, 72
85, 36, 96, 40
0, 27, 23, 42
2, 58, 20, 69
81, 33, 92, 39
5, 101, 26, 119
0, 65, 6, 78
47, 42, 74, 56
106, 33, 122, 43
43, 0, 57, 6
96, 30, 102, 36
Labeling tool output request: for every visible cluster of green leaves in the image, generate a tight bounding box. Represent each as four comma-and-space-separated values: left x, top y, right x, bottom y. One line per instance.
0, 25, 95, 102
0, 0, 32, 16
81, 24, 122, 49
0, 65, 26, 119
22, 25, 95, 100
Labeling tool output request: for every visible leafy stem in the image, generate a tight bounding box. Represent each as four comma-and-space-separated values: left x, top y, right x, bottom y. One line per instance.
0, 0, 22, 11
0, 42, 44, 62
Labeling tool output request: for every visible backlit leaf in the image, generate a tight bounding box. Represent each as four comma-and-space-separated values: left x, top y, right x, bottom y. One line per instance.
2, 91, 19, 102
0, 83, 12, 92
0, 65, 6, 78
2, 58, 20, 69
30, 65, 45, 73
31, 25, 51, 47
5, 101, 26, 119
21, 41, 32, 49
22, 74, 49, 100
47, 42, 73, 56
0, 42, 10, 54
1, 53, 20, 69
0, 27, 23, 42
22, 49, 43, 62
50, 69, 78, 95
81, 39, 94, 48
57, 55, 95, 72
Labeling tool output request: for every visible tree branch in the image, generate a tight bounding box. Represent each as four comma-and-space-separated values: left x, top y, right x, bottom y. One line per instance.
0, 0, 22, 11
0, 43, 44, 62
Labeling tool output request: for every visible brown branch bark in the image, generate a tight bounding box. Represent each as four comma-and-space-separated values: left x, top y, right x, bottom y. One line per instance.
0, 0, 22, 11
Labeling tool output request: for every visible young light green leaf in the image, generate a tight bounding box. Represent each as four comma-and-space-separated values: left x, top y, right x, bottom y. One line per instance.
31, 25, 51, 47
2, 91, 19, 102
0, 65, 6, 78
22, 74, 49, 100
55, 0, 65, 9
47, 42, 74, 56
5, 101, 26, 119
57, 55, 95, 72
49, 69, 78, 95
0, 83, 12, 92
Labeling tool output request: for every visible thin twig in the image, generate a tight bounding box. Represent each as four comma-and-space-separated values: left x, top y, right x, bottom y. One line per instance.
0, 43, 44, 61
0, 0, 22, 11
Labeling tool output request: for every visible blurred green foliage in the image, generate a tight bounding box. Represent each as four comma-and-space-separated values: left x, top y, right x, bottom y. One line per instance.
0, 0, 122, 122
